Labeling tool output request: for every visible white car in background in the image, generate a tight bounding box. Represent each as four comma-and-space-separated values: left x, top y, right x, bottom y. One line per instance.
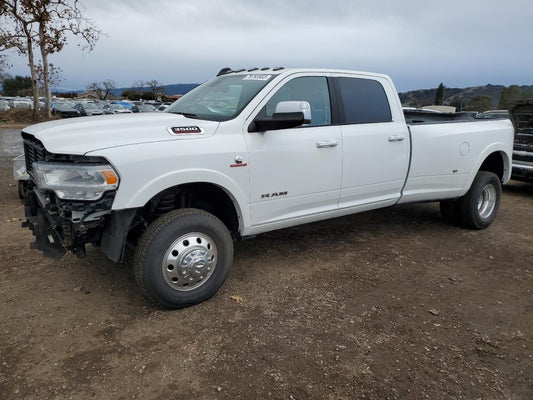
9, 100, 33, 110
106, 104, 133, 114
0, 100, 10, 111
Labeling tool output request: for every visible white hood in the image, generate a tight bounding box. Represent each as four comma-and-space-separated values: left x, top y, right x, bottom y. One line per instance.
23, 113, 220, 155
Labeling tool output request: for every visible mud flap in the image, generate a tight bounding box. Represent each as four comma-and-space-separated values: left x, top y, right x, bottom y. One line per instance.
100, 209, 137, 263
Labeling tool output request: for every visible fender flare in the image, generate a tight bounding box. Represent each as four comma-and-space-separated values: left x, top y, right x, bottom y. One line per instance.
459, 143, 511, 196
112, 169, 249, 232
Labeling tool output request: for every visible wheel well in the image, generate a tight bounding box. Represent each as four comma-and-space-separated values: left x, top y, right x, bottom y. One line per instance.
479, 152, 504, 181
141, 183, 240, 238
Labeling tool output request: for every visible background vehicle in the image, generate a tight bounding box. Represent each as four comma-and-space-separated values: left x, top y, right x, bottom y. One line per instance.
73, 102, 104, 116
9, 100, 33, 110
51, 103, 81, 118
0, 100, 10, 111
106, 104, 133, 114
111, 100, 135, 111
16, 68, 514, 309
137, 104, 158, 113
99, 104, 114, 115
510, 100, 533, 181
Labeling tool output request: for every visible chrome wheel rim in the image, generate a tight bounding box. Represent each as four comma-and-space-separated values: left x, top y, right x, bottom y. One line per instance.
162, 232, 217, 291
477, 184, 497, 219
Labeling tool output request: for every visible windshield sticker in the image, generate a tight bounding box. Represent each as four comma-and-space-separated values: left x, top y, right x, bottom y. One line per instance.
243, 74, 272, 81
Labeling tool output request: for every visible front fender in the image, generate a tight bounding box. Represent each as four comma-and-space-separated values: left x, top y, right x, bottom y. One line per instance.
112, 168, 249, 229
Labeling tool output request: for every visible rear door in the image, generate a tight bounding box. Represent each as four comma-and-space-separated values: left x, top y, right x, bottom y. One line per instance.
334, 75, 410, 208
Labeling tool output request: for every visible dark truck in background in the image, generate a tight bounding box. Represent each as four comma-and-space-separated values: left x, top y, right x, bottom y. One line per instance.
511, 100, 533, 182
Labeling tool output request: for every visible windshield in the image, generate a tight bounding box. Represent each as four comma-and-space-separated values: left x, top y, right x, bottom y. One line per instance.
165, 73, 277, 121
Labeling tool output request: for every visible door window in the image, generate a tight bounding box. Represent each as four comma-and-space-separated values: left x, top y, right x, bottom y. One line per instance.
337, 77, 392, 124
263, 77, 331, 126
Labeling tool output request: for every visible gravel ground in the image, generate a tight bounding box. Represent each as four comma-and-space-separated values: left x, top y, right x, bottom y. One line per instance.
1, 126, 532, 399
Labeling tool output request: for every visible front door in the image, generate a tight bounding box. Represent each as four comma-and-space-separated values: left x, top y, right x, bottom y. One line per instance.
245, 75, 342, 227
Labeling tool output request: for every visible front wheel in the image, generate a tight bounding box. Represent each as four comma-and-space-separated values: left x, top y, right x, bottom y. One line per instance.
457, 171, 502, 230
134, 208, 233, 309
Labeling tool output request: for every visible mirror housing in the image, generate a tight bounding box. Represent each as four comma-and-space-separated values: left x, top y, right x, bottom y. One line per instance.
251, 101, 312, 132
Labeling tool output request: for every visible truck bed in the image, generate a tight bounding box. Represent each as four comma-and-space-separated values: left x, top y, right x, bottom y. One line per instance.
404, 109, 476, 125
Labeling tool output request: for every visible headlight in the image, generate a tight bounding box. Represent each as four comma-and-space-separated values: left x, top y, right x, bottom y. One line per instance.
33, 162, 119, 201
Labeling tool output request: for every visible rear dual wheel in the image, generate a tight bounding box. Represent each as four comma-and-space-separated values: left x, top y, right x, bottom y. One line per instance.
440, 171, 501, 230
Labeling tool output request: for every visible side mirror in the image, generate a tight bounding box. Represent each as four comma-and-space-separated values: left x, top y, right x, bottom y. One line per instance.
251, 101, 312, 132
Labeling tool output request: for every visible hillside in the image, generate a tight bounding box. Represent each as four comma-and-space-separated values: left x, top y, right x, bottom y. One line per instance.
399, 84, 533, 109
108, 83, 199, 97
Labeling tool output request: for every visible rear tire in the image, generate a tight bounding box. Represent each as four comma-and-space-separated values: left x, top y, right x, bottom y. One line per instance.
457, 171, 501, 230
134, 208, 233, 309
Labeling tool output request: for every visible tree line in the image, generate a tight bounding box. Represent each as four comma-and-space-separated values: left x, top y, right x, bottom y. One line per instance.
1, 74, 166, 102
85, 79, 165, 101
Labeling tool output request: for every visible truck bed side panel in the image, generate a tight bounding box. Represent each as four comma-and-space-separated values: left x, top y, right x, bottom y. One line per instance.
399, 119, 513, 203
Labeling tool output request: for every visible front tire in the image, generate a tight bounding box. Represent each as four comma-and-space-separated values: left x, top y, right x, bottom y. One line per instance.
457, 171, 502, 230
134, 208, 233, 309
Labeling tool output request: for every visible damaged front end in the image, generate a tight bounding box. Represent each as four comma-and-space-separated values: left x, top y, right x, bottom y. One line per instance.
20, 132, 123, 259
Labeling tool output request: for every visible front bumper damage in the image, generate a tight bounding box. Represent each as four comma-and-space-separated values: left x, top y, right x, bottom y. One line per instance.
22, 185, 116, 258
19, 132, 136, 262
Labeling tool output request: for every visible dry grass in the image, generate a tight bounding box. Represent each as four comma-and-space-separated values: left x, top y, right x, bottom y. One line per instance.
0, 109, 59, 124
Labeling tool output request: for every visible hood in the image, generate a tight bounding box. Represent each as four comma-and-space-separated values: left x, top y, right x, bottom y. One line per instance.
23, 113, 220, 155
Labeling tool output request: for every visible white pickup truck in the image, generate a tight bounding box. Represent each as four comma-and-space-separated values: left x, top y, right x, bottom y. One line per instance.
17, 68, 514, 308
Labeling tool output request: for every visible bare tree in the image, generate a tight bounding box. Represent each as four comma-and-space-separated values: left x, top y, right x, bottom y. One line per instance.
101, 79, 116, 99
87, 79, 115, 100
147, 79, 164, 100
0, 56, 6, 81
0, 0, 40, 120
25, 0, 102, 117
37, 61, 62, 89
132, 80, 144, 94
0, 40, 9, 80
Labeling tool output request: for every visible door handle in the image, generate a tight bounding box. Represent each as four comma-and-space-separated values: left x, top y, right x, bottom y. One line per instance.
316, 140, 339, 148
388, 135, 405, 142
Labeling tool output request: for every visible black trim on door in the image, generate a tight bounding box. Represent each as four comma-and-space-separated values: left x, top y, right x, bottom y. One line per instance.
327, 76, 342, 125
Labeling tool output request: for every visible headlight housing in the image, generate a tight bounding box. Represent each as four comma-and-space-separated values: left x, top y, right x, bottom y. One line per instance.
32, 162, 119, 201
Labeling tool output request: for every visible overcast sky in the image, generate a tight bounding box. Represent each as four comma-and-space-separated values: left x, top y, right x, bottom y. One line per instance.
4, 0, 533, 92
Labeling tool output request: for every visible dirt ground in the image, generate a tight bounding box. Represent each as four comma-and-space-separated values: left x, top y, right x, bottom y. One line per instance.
1, 126, 532, 399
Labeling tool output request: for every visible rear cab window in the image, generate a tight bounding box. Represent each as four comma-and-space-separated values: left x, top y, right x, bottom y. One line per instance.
336, 77, 392, 124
